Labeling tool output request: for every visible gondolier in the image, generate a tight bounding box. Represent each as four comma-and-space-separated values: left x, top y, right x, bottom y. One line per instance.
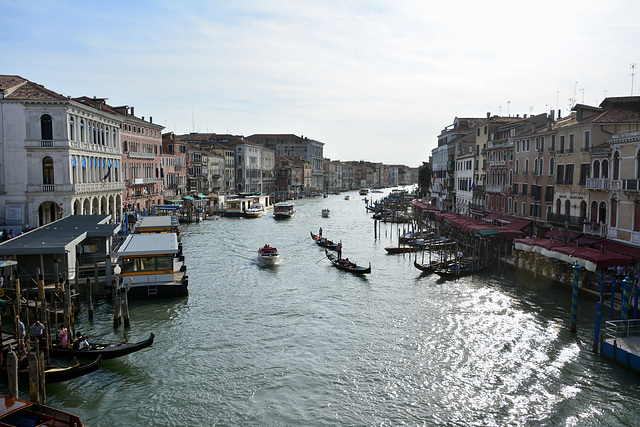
336, 242, 342, 259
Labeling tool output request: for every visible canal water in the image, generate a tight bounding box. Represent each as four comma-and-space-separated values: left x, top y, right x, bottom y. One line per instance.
3, 188, 640, 426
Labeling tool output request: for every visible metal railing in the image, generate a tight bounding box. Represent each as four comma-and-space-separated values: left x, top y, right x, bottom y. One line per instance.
605, 319, 640, 340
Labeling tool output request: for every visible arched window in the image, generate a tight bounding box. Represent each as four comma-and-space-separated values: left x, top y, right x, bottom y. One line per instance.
509, 170, 513, 186
40, 114, 53, 140
564, 199, 571, 216
613, 151, 620, 180
599, 201, 607, 224
534, 159, 539, 175
69, 116, 75, 141
515, 159, 519, 174
611, 198, 617, 227
540, 159, 544, 177
80, 119, 85, 142
590, 201, 598, 223
525, 159, 529, 175
636, 149, 640, 179
593, 160, 601, 179
602, 159, 609, 178
43, 156, 54, 185
556, 199, 561, 214
549, 157, 555, 175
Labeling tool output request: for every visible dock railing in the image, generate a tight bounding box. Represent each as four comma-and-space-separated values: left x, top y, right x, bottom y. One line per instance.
604, 319, 640, 340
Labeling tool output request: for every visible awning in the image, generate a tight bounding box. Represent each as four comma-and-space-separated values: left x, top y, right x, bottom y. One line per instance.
475, 229, 500, 237
183, 196, 194, 200
197, 193, 207, 198
483, 213, 500, 223
496, 216, 531, 231
573, 235, 605, 247
165, 198, 182, 203
592, 240, 640, 261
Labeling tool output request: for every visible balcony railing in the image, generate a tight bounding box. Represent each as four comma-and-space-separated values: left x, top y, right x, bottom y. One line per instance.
547, 212, 586, 228
586, 177, 609, 190
128, 151, 156, 159
41, 140, 54, 147
623, 179, 640, 191
486, 184, 506, 193
42, 185, 54, 192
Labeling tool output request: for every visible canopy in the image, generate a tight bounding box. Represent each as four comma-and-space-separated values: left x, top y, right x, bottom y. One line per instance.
183, 196, 194, 200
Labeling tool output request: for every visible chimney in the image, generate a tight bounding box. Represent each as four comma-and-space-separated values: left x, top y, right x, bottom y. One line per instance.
558, 109, 561, 119
486, 112, 491, 118
150, 116, 153, 123
131, 106, 135, 116
549, 110, 555, 121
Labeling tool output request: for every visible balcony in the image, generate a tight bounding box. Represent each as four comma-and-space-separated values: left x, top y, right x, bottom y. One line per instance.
128, 151, 156, 159
486, 184, 505, 193
585, 177, 609, 190
581, 146, 591, 153
547, 212, 586, 228
623, 179, 640, 191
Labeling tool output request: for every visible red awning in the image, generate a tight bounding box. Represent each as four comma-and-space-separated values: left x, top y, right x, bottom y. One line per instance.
482, 213, 501, 223
544, 229, 583, 241
496, 215, 531, 231
573, 235, 606, 247
592, 240, 640, 261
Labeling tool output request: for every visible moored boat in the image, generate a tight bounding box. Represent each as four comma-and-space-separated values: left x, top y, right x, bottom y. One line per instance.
273, 202, 296, 219
258, 245, 279, 264
0, 395, 85, 426
245, 203, 267, 218
1, 355, 102, 384
310, 231, 338, 250
385, 246, 420, 254
325, 249, 371, 274
111, 232, 188, 298
51, 333, 154, 360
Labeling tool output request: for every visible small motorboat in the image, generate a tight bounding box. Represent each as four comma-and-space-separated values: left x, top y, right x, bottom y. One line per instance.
246, 203, 267, 218
258, 245, 279, 264
322, 208, 331, 218
0, 395, 86, 426
344, 195, 351, 200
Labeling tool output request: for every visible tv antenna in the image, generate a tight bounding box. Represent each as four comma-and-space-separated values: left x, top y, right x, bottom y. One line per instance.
631, 63, 637, 95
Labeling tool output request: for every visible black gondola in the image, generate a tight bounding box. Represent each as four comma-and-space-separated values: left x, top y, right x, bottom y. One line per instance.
325, 249, 371, 274
432, 259, 494, 280
1, 355, 102, 384
310, 231, 338, 250
50, 333, 154, 360
413, 259, 442, 273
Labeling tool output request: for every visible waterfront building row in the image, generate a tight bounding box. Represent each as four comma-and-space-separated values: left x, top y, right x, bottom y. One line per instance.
430, 96, 640, 257
0, 75, 416, 231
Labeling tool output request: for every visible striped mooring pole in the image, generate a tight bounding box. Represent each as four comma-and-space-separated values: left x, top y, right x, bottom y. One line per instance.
593, 301, 602, 353
610, 276, 617, 318
621, 276, 632, 336
571, 263, 580, 333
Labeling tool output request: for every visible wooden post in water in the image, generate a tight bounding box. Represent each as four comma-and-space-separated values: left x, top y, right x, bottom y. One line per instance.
610, 277, 617, 318
28, 351, 39, 403
86, 277, 93, 320
7, 351, 18, 398
122, 286, 131, 328
113, 265, 122, 329
593, 301, 602, 353
570, 263, 580, 333
38, 348, 45, 404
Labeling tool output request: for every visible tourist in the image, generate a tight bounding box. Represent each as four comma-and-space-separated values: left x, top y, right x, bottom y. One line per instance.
58, 324, 68, 347
30, 320, 45, 347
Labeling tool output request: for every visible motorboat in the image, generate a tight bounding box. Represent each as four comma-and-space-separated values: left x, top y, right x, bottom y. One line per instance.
322, 208, 331, 218
245, 203, 267, 218
258, 245, 279, 265
273, 202, 296, 219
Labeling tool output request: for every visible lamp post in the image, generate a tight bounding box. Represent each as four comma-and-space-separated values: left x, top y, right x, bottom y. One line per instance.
113, 264, 121, 328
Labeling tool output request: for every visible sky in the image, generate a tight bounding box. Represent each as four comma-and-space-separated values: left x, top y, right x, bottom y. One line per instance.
2, 0, 640, 167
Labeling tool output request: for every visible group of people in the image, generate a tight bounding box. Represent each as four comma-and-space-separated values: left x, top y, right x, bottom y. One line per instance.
14, 317, 89, 353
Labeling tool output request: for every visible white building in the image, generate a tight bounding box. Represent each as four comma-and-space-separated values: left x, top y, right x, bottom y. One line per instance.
0, 75, 124, 229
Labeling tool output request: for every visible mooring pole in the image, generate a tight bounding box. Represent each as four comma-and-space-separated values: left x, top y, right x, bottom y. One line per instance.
570, 263, 580, 333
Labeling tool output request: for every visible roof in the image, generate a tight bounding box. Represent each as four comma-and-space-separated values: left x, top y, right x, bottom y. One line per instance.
0, 75, 68, 101
0, 215, 118, 256
592, 240, 640, 262
117, 233, 179, 257
135, 215, 179, 231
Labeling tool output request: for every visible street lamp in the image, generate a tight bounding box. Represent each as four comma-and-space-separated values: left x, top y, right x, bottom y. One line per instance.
114, 264, 121, 289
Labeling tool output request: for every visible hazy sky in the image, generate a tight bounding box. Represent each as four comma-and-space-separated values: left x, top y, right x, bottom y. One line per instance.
2, 0, 640, 167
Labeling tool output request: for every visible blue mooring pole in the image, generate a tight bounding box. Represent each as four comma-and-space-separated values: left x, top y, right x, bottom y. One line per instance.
593, 301, 602, 353
600, 274, 604, 303
610, 276, 617, 318
622, 276, 632, 336
571, 263, 580, 333
634, 281, 639, 320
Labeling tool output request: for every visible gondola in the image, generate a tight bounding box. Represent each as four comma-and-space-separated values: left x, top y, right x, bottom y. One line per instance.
310, 231, 338, 250
325, 249, 371, 274
432, 259, 494, 280
413, 259, 441, 273
1, 355, 102, 384
385, 246, 420, 254
50, 333, 154, 360
0, 395, 85, 426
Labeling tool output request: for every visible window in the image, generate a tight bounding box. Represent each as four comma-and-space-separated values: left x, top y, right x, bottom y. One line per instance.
568, 134, 575, 153
549, 157, 555, 175
593, 160, 600, 179
69, 116, 75, 141
559, 135, 565, 153
579, 164, 589, 185
557, 165, 564, 184
550, 134, 556, 152
565, 164, 574, 184
43, 156, 54, 185
613, 152, 620, 180
584, 131, 591, 151
40, 114, 53, 140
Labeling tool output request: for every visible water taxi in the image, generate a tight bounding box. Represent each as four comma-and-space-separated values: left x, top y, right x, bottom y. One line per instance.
359, 188, 371, 195
322, 208, 331, 218
245, 203, 267, 218
258, 245, 279, 265
113, 232, 188, 298
273, 202, 296, 219
344, 195, 351, 200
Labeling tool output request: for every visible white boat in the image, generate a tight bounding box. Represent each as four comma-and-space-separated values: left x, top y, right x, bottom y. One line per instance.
344, 195, 351, 200
245, 203, 267, 218
322, 208, 331, 218
359, 188, 371, 195
273, 202, 296, 219
258, 245, 279, 264
113, 233, 188, 298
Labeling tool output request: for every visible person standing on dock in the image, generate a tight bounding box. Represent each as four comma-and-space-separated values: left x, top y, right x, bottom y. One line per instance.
30, 320, 45, 348
16, 317, 25, 353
